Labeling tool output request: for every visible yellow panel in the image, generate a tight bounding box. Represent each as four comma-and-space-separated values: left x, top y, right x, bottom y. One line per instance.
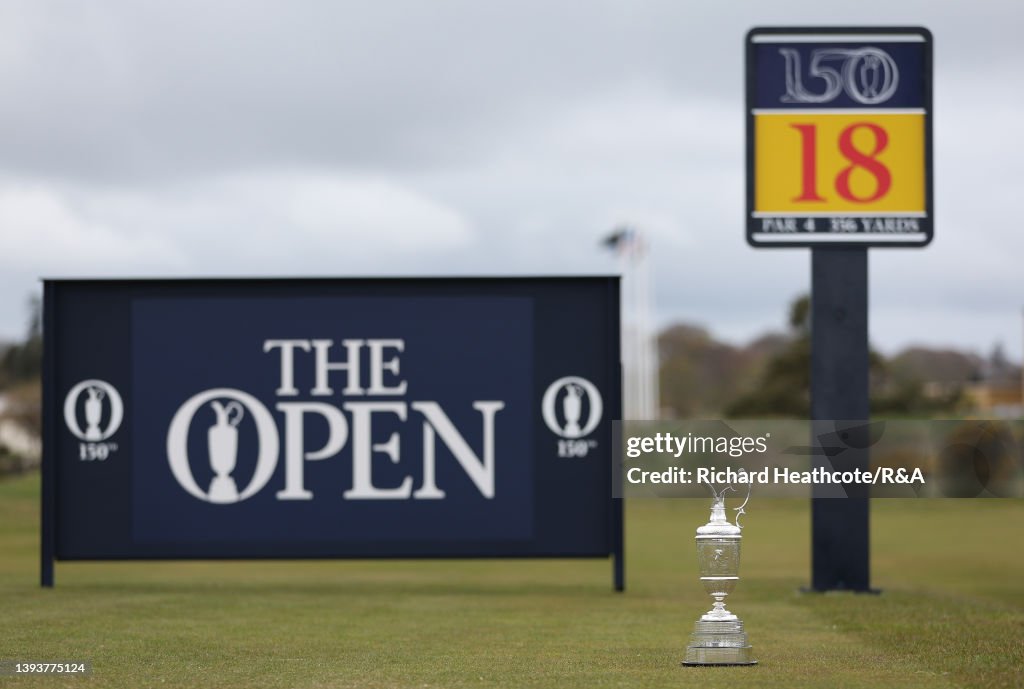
754, 113, 925, 214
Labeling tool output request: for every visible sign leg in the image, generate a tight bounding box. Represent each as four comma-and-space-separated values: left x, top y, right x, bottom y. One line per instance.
41, 283, 56, 588
612, 496, 624, 592
810, 247, 871, 592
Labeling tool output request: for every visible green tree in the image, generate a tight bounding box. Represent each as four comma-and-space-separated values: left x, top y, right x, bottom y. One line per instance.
0, 295, 43, 389
722, 295, 959, 418
724, 296, 812, 417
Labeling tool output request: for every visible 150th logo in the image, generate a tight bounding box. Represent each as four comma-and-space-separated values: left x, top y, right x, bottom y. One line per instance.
541, 376, 603, 458
63, 379, 123, 460
780, 48, 899, 105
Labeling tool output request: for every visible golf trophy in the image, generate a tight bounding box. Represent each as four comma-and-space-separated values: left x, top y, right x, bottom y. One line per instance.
682, 480, 757, 666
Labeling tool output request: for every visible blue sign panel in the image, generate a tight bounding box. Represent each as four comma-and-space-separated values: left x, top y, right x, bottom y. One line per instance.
751, 40, 927, 111
42, 278, 622, 586
746, 27, 933, 247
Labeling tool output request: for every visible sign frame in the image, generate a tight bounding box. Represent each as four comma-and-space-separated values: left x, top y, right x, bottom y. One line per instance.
41, 277, 624, 590
745, 26, 934, 248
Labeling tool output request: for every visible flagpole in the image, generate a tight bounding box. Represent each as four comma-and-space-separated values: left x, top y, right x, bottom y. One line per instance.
601, 226, 659, 421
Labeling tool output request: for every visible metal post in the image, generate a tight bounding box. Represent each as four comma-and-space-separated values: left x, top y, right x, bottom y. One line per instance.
613, 496, 625, 592
41, 282, 55, 588
810, 248, 871, 591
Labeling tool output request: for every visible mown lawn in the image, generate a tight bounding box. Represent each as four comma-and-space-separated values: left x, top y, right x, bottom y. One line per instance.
0, 472, 1021, 688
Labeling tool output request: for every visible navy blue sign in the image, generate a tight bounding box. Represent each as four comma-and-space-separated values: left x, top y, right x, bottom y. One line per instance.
752, 41, 926, 111
42, 278, 622, 588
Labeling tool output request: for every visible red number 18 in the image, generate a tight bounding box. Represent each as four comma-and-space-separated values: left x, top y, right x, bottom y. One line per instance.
791, 122, 892, 203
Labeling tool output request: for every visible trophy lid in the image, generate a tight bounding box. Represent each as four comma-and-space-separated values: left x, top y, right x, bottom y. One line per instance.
696, 496, 741, 538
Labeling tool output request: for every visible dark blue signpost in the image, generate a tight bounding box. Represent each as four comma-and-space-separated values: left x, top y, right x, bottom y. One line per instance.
810, 249, 871, 590
41, 277, 623, 590
747, 27, 933, 591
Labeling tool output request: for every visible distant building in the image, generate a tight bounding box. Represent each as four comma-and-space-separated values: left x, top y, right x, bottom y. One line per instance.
0, 417, 41, 468
963, 382, 1023, 419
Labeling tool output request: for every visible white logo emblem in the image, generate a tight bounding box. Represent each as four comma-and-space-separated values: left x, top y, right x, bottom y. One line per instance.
166, 388, 280, 504
64, 379, 124, 441
542, 376, 603, 439
779, 47, 900, 105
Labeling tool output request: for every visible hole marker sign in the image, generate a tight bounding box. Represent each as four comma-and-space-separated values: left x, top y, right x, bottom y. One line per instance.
746, 27, 933, 247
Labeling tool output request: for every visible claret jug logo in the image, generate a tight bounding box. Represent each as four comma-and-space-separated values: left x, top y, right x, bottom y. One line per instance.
167, 389, 279, 504
64, 379, 123, 461
165, 339, 505, 505
542, 376, 603, 458
64, 379, 123, 441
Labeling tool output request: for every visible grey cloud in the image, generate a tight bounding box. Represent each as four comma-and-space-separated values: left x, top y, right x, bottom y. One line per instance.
0, 0, 1021, 359
2, 1, 1021, 181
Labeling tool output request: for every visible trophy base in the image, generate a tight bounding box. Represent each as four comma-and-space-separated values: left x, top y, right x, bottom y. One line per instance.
682, 619, 756, 666
682, 646, 757, 666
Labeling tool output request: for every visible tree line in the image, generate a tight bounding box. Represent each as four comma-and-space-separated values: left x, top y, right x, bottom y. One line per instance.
660, 295, 1009, 419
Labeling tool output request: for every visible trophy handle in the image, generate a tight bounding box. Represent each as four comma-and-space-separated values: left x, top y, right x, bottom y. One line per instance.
733, 482, 752, 529
223, 401, 244, 427
702, 477, 752, 529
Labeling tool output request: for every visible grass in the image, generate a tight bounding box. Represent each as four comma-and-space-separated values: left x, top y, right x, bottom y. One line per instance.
0, 472, 1022, 688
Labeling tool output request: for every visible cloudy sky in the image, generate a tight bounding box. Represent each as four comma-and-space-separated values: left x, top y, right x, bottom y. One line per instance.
1, 1, 1022, 358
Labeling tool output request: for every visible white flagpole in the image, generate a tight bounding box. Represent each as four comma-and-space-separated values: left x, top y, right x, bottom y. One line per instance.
608, 227, 659, 420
